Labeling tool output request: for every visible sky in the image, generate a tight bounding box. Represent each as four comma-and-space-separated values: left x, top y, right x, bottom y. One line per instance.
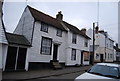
3, 0, 119, 43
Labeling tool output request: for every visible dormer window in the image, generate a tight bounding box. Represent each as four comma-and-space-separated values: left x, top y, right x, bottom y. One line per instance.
41, 22, 48, 32
56, 28, 62, 37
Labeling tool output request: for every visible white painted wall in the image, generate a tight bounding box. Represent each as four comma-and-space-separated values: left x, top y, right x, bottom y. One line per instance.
27, 21, 68, 63
14, 7, 34, 43
66, 31, 90, 66
2, 44, 8, 71
0, 1, 7, 70
113, 49, 116, 61
14, 6, 90, 69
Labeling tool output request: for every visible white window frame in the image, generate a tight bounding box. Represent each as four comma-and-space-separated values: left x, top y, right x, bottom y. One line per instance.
72, 33, 77, 44
84, 39, 88, 47
56, 28, 62, 37
71, 49, 76, 61
41, 22, 48, 32
41, 37, 52, 55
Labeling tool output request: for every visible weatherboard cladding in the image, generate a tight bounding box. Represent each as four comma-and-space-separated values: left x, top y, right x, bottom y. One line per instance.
6, 32, 31, 46
28, 6, 90, 39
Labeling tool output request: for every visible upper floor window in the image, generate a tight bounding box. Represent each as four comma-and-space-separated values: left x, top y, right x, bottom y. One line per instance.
71, 49, 76, 61
84, 40, 88, 47
41, 22, 48, 32
72, 33, 77, 44
56, 29, 62, 37
41, 37, 52, 55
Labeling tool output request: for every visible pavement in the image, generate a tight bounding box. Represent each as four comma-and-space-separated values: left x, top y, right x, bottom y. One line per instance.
2, 65, 92, 80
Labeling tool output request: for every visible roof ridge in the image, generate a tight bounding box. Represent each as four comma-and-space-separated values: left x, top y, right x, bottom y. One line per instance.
27, 5, 59, 22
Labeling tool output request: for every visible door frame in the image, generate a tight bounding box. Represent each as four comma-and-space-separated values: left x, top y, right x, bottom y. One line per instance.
5, 46, 18, 71
81, 51, 84, 65
53, 44, 59, 61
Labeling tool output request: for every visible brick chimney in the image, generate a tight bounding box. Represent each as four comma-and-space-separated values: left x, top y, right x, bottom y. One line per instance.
56, 11, 63, 21
81, 28, 86, 34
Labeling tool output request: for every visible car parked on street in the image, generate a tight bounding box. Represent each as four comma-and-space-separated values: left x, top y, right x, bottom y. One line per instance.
75, 63, 120, 81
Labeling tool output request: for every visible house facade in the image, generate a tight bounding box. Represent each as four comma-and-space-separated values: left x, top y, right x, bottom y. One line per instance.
2, 6, 91, 71
87, 27, 114, 63
0, 1, 8, 70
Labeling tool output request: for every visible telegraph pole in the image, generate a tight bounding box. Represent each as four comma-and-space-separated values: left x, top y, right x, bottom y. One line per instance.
92, 23, 95, 65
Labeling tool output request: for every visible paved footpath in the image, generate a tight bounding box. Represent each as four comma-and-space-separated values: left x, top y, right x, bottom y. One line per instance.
2, 65, 91, 80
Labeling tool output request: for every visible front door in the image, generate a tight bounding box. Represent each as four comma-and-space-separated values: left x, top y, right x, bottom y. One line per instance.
100, 54, 103, 62
16, 48, 27, 70
5, 46, 17, 71
53, 44, 58, 60
81, 51, 83, 65
5, 46, 27, 71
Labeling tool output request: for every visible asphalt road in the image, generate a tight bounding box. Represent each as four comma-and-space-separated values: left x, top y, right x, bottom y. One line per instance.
22, 71, 85, 81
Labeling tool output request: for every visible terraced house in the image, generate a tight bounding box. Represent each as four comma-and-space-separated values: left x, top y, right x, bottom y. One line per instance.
3, 6, 91, 71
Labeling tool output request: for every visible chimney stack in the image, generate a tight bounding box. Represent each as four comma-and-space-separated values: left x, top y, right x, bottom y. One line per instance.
81, 28, 86, 34
95, 26, 99, 34
56, 11, 63, 21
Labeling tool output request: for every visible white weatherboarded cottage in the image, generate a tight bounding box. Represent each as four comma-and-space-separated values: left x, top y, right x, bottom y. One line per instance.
4, 6, 90, 71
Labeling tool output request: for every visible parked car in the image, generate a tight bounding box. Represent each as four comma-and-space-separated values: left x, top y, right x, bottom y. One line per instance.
75, 63, 120, 81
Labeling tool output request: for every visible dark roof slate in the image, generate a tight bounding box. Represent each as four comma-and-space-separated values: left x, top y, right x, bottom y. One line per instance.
27, 6, 91, 39
63, 21, 91, 39
28, 6, 67, 31
6, 32, 31, 46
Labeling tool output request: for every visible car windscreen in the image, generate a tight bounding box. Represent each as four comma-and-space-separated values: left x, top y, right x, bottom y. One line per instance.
88, 65, 119, 79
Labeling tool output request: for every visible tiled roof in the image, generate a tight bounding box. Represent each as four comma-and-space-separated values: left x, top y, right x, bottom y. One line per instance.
28, 6, 67, 31
27, 6, 91, 39
63, 21, 91, 39
6, 32, 31, 46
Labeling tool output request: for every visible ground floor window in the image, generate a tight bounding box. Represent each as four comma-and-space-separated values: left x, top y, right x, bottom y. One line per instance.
84, 52, 89, 61
41, 37, 52, 55
71, 49, 76, 61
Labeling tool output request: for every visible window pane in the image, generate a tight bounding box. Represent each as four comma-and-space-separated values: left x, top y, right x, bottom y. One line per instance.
72, 33, 77, 44
57, 29, 62, 37
41, 23, 48, 32
71, 49, 76, 60
41, 37, 52, 55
